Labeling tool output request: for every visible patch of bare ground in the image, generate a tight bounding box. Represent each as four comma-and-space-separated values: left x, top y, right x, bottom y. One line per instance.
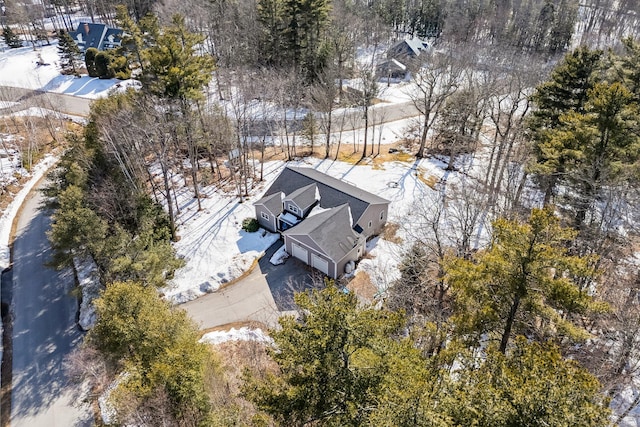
209, 340, 278, 425
346, 271, 378, 303
382, 221, 403, 244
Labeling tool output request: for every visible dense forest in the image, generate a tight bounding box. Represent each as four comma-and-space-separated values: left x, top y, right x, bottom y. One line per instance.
4, 0, 640, 424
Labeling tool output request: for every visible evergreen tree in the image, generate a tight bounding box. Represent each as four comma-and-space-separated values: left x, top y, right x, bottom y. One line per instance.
243, 284, 407, 426
445, 208, 605, 353
545, 82, 640, 227
448, 338, 610, 426
94, 50, 115, 79
143, 15, 214, 101
529, 46, 604, 204
57, 30, 81, 75
89, 282, 213, 424
85, 47, 99, 77
2, 26, 23, 48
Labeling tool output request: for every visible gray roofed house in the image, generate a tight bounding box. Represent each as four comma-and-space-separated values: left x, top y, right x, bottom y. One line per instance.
387, 38, 429, 60
376, 58, 409, 82
68, 22, 123, 52
263, 166, 389, 238
282, 205, 365, 279
254, 166, 390, 278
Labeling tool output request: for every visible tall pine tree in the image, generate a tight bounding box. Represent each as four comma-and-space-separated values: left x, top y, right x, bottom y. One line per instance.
57, 30, 81, 75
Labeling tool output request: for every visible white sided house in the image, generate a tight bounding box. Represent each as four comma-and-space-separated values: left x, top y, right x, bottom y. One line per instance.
254, 166, 390, 279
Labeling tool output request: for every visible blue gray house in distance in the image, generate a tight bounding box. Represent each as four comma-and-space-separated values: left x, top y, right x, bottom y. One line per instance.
68, 22, 123, 52
254, 166, 390, 279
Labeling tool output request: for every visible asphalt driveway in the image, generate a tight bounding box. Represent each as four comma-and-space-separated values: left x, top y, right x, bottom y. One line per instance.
182, 239, 323, 329
259, 240, 323, 311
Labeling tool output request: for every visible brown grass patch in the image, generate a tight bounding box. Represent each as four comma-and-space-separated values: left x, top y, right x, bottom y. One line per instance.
347, 271, 378, 303
208, 340, 278, 425
417, 169, 439, 189
382, 222, 403, 244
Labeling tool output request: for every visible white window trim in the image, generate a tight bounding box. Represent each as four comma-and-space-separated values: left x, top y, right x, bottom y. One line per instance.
288, 204, 299, 214
260, 212, 270, 220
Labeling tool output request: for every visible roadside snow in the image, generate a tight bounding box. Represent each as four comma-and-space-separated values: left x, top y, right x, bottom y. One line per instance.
200, 327, 273, 345
73, 256, 103, 330
270, 244, 289, 265
0, 154, 57, 271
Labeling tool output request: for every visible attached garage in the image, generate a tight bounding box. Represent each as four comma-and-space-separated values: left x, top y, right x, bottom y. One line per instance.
282, 205, 365, 279
311, 253, 330, 276
291, 243, 308, 263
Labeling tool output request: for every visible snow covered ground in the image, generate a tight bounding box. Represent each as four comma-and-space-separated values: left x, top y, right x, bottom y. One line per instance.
0, 43, 138, 99
200, 327, 273, 345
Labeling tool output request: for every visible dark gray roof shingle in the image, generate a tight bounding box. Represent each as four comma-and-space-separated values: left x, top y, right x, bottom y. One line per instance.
264, 166, 389, 224
255, 191, 283, 215
284, 183, 318, 211
284, 205, 362, 262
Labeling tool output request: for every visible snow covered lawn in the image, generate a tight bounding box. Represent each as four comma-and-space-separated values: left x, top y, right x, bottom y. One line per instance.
0, 43, 138, 99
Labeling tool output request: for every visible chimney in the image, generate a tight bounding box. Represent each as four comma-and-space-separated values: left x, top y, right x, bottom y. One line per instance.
84, 23, 90, 34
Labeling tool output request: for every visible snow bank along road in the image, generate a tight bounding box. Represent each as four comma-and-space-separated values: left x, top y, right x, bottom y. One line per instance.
7, 186, 92, 426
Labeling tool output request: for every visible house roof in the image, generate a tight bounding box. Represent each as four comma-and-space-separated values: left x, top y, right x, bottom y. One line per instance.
390, 38, 429, 57
377, 58, 407, 72
264, 166, 389, 224
68, 22, 122, 51
284, 183, 318, 211
284, 205, 363, 262
102, 28, 123, 48
255, 191, 283, 216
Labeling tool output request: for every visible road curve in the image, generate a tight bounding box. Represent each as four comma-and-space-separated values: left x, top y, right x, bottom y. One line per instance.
9, 186, 92, 426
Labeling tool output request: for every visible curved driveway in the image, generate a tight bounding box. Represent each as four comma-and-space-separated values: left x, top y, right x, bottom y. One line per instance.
9, 187, 92, 426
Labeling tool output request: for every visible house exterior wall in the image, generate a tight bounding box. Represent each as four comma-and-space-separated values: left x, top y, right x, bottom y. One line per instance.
284, 235, 339, 279
283, 200, 304, 218
335, 241, 365, 279
356, 202, 389, 238
255, 205, 277, 233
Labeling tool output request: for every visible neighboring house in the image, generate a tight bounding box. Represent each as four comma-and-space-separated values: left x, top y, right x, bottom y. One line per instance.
387, 38, 429, 61
376, 58, 409, 82
68, 22, 123, 52
283, 205, 365, 279
254, 166, 390, 279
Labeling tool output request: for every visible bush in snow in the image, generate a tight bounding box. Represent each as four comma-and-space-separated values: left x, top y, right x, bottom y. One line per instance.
242, 217, 259, 233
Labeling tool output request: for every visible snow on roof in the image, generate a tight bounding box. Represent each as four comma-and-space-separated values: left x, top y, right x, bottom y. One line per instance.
278, 211, 300, 225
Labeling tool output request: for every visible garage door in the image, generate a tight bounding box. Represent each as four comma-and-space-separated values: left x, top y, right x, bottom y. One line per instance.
291, 243, 308, 263
311, 253, 330, 276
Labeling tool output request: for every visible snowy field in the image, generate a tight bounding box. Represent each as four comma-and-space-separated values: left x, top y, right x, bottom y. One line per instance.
0, 43, 138, 99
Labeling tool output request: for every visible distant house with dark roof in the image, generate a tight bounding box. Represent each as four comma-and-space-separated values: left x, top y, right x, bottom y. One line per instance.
68, 22, 123, 52
376, 58, 409, 82
254, 166, 390, 278
387, 38, 429, 61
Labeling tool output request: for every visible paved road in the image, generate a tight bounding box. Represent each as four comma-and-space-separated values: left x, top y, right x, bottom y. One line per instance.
9, 187, 92, 426
0, 86, 91, 117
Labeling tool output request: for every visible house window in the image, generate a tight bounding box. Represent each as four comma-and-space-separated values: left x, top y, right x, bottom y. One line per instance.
260, 212, 270, 221
368, 220, 373, 228
380, 211, 385, 221
288, 204, 299, 214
